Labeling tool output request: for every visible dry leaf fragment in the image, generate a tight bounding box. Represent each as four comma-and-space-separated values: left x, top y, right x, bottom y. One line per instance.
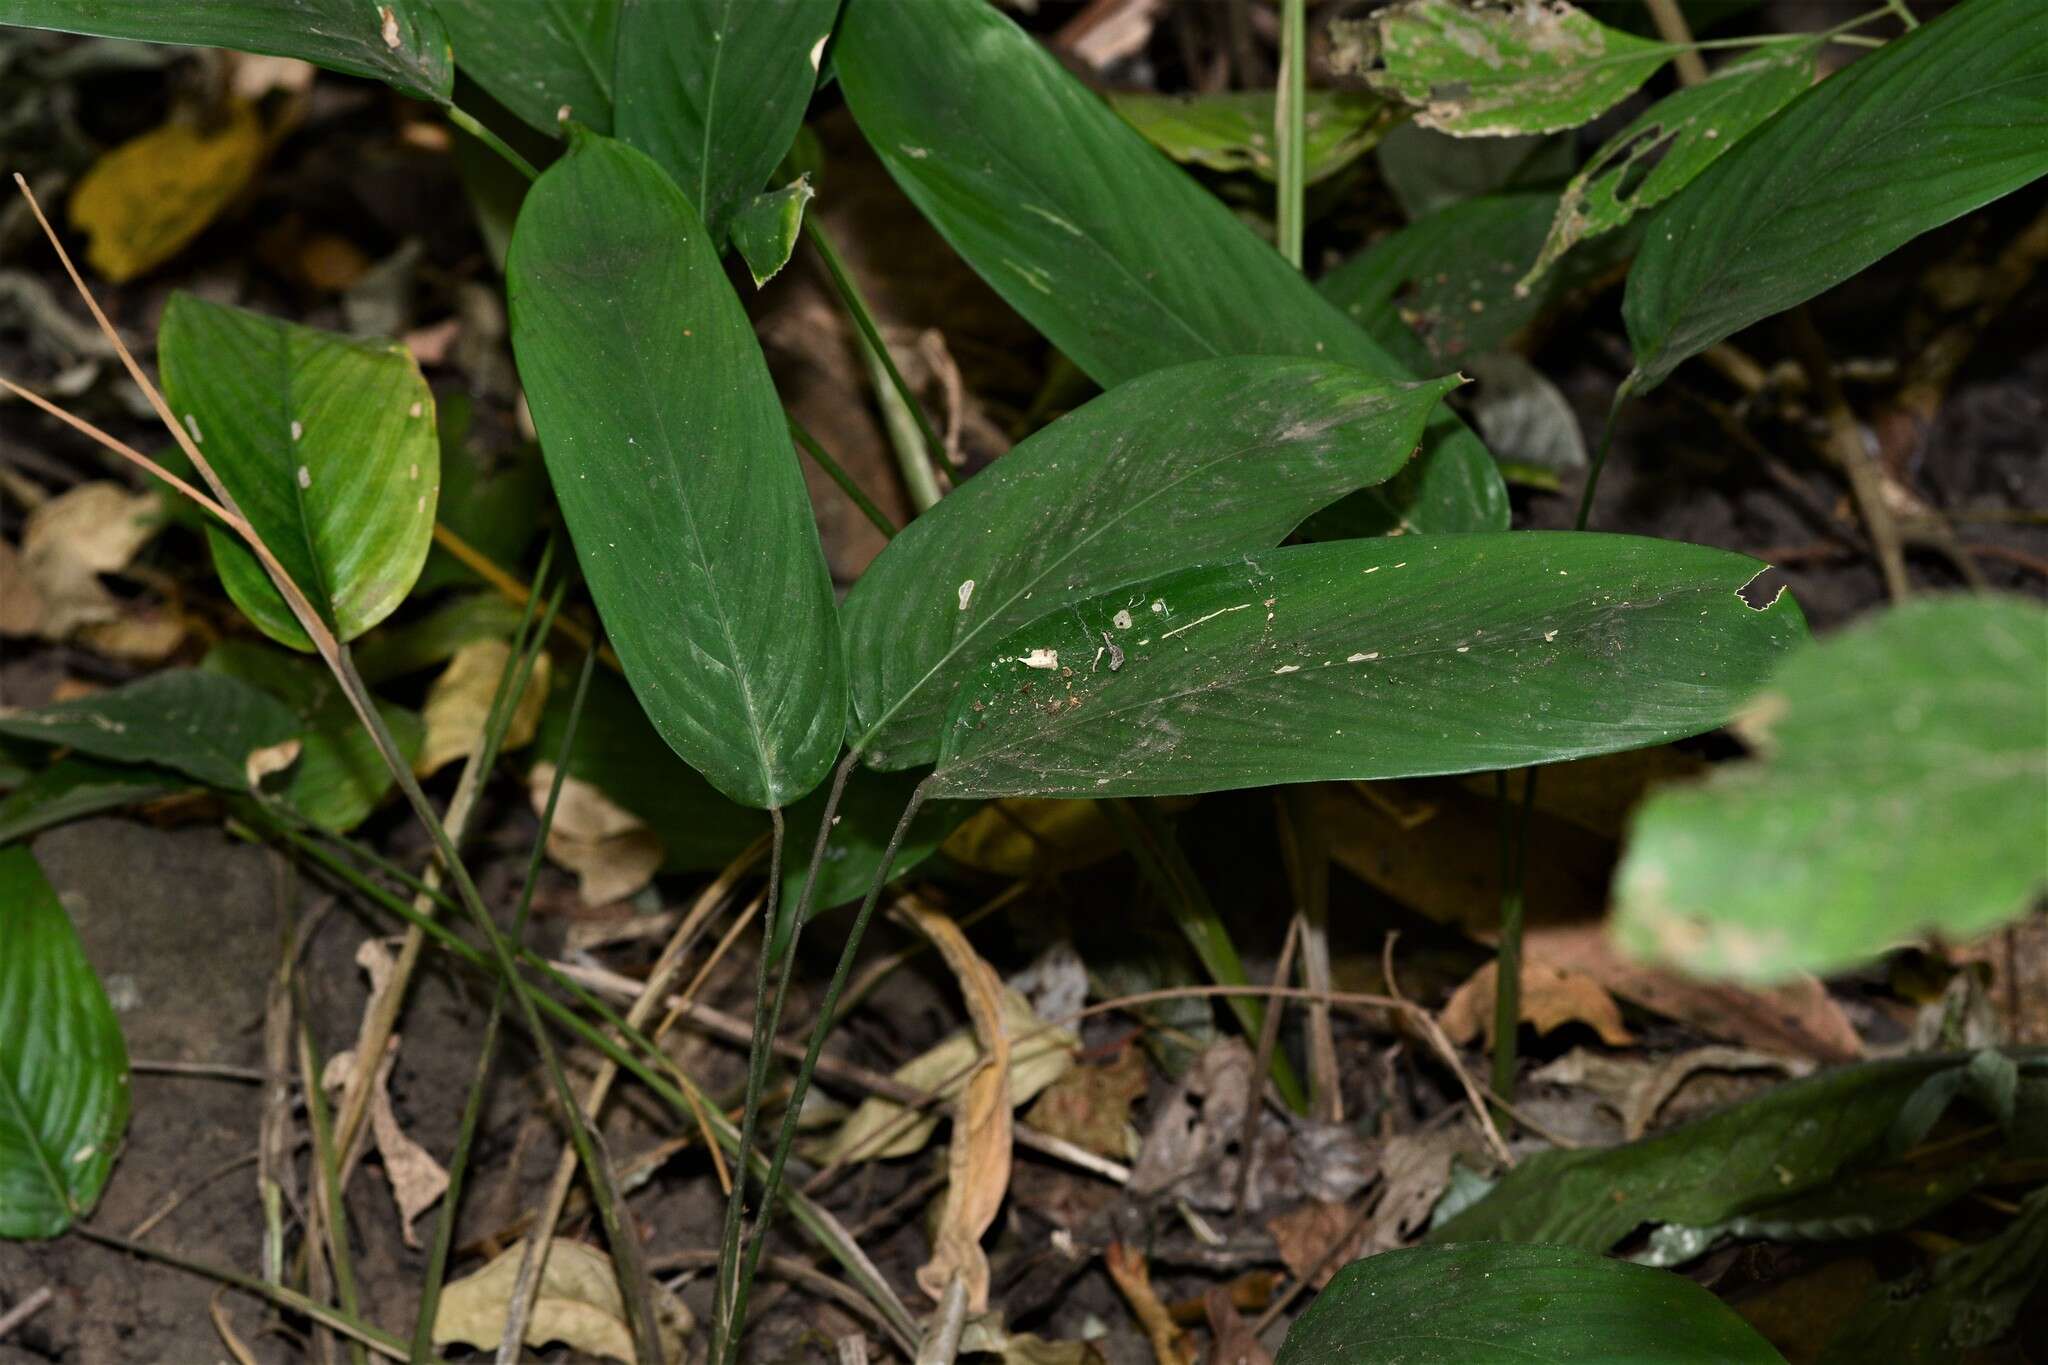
1265, 1201, 1366, 1290
1530, 1045, 1811, 1142
1439, 958, 1634, 1049
69, 100, 266, 282
1203, 1286, 1274, 1365
941, 797, 1124, 876
1024, 1043, 1146, 1160
1105, 1242, 1194, 1365
433, 1238, 690, 1364
417, 638, 550, 776
0, 541, 45, 636
530, 760, 666, 907
1360, 1132, 1456, 1256
14, 481, 163, 638
243, 738, 302, 789
320, 1040, 447, 1246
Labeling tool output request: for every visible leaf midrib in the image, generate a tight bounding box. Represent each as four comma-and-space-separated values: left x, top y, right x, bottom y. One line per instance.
0, 985, 75, 1223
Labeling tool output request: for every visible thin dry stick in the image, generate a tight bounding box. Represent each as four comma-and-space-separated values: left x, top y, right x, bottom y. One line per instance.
1785, 307, 1912, 601
1381, 934, 1514, 1167
648, 1249, 914, 1357
430, 520, 616, 667
1236, 915, 1301, 1212
128, 1153, 261, 1242
0, 1288, 55, 1342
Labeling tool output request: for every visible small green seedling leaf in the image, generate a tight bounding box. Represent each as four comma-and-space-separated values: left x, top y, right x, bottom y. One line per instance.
0, 669, 299, 793
509, 132, 847, 810
1368, 0, 1676, 137
1279, 1243, 1786, 1365
731, 174, 815, 287
435, 0, 619, 135
834, 0, 1506, 535
158, 295, 440, 652
0, 845, 130, 1239
1626, 0, 2048, 389
1612, 596, 2048, 984
1523, 45, 1815, 292
1108, 89, 1391, 184
0, 0, 452, 100
930, 532, 1805, 800
844, 360, 1460, 769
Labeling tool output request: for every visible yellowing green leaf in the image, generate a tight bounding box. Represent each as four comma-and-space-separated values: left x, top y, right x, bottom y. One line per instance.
68, 101, 265, 282
1109, 89, 1390, 184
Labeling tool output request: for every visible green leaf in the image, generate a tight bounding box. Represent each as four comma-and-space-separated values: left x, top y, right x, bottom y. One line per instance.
158, 295, 440, 651
833, 0, 1506, 535
508, 132, 846, 809
1611, 597, 2048, 983
203, 640, 424, 833
780, 768, 971, 927
0, 845, 129, 1239
1279, 1243, 1785, 1365
1524, 45, 1815, 291
613, 0, 836, 242
731, 174, 815, 288
436, 0, 618, 136
1625, 0, 2048, 390
929, 532, 1803, 800
0, 756, 185, 846
416, 392, 545, 594
1368, 0, 1676, 137
0, 0, 452, 101
1374, 121, 1576, 220
1108, 89, 1391, 184
1429, 1053, 2031, 1254
843, 360, 1460, 769
0, 669, 299, 793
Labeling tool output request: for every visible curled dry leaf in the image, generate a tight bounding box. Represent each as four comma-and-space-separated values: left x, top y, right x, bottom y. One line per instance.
529, 761, 666, 907
68, 100, 267, 282
1105, 1242, 1194, 1365
1439, 958, 1634, 1049
10, 481, 163, 639
433, 1238, 690, 1364
415, 637, 551, 776
326, 938, 447, 1245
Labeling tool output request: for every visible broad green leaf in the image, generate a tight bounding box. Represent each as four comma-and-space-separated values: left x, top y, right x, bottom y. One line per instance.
929, 532, 1803, 800
416, 392, 545, 593
1626, 0, 2048, 389
844, 360, 1460, 769
158, 295, 440, 651
834, 0, 1506, 535
203, 640, 424, 833
0, 845, 129, 1239
1108, 89, 1391, 184
1611, 597, 2048, 984
1430, 1052, 2040, 1254
1279, 1244, 1785, 1365
0, 756, 185, 846
1368, 0, 1676, 137
436, 0, 618, 136
508, 133, 846, 809
1524, 46, 1815, 291
731, 175, 815, 288
0, 0, 451, 100
0, 669, 298, 793
613, 0, 836, 242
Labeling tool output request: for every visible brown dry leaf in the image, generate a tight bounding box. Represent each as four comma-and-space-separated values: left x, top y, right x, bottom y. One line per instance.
1266, 1201, 1364, 1289
1439, 958, 1634, 1049
69, 100, 266, 282
433, 1238, 690, 1364
1203, 1286, 1274, 1365
1955, 915, 2048, 1045
1530, 924, 1861, 1062
325, 939, 448, 1246
1130, 1039, 1254, 1199
15, 481, 163, 639
417, 639, 550, 776
1105, 1242, 1194, 1365
942, 797, 1125, 877
529, 761, 666, 907
75, 608, 186, 663
243, 738, 302, 790
1023, 1043, 1146, 1160
0, 541, 45, 636
1360, 1132, 1456, 1255
1529, 1045, 1808, 1141
903, 899, 1014, 1312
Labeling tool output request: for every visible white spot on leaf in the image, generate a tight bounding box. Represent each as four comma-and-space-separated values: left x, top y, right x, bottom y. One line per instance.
296, 465, 311, 489
1018, 649, 1059, 670
379, 5, 400, 49
957, 579, 975, 611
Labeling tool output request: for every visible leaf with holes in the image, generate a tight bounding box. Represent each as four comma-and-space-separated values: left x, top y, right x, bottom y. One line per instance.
929, 532, 1804, 800
1612, 596, 2048, 984
834, 0, 1505, 536
0, 669, 299, 793
1626, 0, 2048, 389
508, 132, 845, 809
158, 295, 440, 652
0, 846, 130, 1239
844, 359, 1459, 769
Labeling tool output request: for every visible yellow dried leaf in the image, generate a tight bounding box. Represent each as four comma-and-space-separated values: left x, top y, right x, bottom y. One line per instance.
529, 760, 666, 906
69, 101, 265, 283
942, 797, 1123, 875
416, 639, 550, 776
433, 1239, 690, 1365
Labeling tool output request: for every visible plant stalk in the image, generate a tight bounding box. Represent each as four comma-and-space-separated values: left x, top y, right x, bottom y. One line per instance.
1275, 0, 1307, 270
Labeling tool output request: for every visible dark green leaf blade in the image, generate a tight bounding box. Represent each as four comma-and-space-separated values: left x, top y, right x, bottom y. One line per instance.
1613, 596, 2048, 983
508, 132, 847, 809
931, 533, 1804, 800
0, 845, 129, 1239
1279, 1243, 1785, 1365
1625, 0, 2048, 390
0, 669, 299, 793
0, 0, 451, 100
833, 0, 1506, 535
436, 0, 618, 136
0, 756, 185, 847
845, 359, 1459, 769
159, 295, 440, 651
613, 0, 836, 242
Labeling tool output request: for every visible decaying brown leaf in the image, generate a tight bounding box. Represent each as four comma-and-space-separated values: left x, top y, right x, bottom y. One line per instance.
69, 100, 266, 282
1265, 1200, 1365, 1290
324, 939, 447, 1245
1105, 1242, 1194, 1365
433, 1238, 691, 1364
10, 481, 163, 640
1956, 915, 2048, 1045
1439, 958, 1634, 1049
1359, 1132, 1456, 1255
1024, 1043, 1146, 1160
1203, 1285, 1274, 1365
416, 638, 550, 776
529, 761, 666, 907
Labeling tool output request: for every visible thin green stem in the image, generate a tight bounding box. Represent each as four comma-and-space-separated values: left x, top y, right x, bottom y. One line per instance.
1574, 375, 1635, 533
1488, 770, 1538, 1111
1275, 0, 1307, 270
790, 416, 898, 539
298, 1017, 369, 1365
1884, 0, 1920, 30
446, 103, 540, 183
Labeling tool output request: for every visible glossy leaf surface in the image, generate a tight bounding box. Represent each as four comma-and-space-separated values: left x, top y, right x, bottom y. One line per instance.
1280, 1243, 1784, 1365
1612, 597, 2048, 983
931, 533, 1804, 799
834, 0, 1505, 535
0, 846, 129, 1238
844, 361, 1459, 769
0, 756, 185, 847
0, 669, 298, 793
731, 175, 814, 287
438, 0, 617, 135
508, 133, 845, 809
159, 295, 440, 651
1625, 0, 2048, 389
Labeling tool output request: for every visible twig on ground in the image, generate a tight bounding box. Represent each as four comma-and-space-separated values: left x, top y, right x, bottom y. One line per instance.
0, 1287, 55, 1341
